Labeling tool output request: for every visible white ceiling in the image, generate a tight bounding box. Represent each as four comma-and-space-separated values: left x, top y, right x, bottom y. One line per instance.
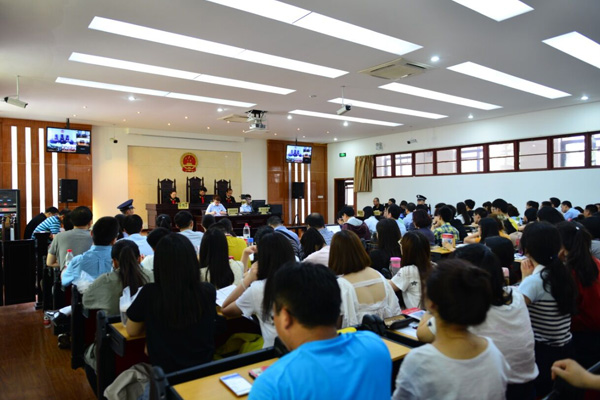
0, 0, 599, 143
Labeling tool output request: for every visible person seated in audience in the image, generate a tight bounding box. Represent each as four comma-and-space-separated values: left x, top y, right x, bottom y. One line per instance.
330, 230, 400, 327
540, 200, 553, 208
581, 216, 600, 259
465, 199, 475, 218
551, 359, 600, 391
518, 222, 577, 396
389, 231, 432, 310
372, 197, 385, 214
491, 198, 518, 234
305, 212, 333, 245
403, 202, 417, 230
361, 206, 379, 236
199, 228, 243, 288
519, 207, 538, 231
155, 214, 172, 229
508, 204, 521, 225
339, 206, 371, 241
447, 204, 468, 241
550, 197, 562, 211
114, 214, 126, 239
300, 228, 328, 266
222, 232, 295, 347
61, 216, 119, 286
556, 221, 600, 371
127, 234, 216, 373
456, 202, 472, 225
412, 210, 435, 245
584, 204, 599, 218
388, 198, 396, 206
526, 200, 540, 210
210, 221, 247, 262
240, 194, 253, 213
174, 210, 203, 251
268, 215, 303, 259
483, 201, 493, 214
168, 190, 180, 204
393, 259, 509, 400
249, 262, 392, 400
537, 206, 566, 225
201, 213, 215, 230
47, 206, 93, 268
431, 206, 459, 246
486, 236, 520, 283
561, 200, 580, 221
32, 208, 70, 238
122, 214, 153, 256
206, 195, 227, 215
465, 217, 510, 244
24, 206, 58, 240
369, 219, 401, 274
141, 227, 170, 271
472, 207, 489, 227
417, 245, 537, 400
386, 204, 407, 237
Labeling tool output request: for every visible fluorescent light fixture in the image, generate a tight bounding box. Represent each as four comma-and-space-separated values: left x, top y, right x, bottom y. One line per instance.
89, 16, 347, 78
447, 61, 570, 99
452, 0, 533, 22
56, 77, 256, 107
581, 95, 589, 101
380, 82, 502, 110
289, 110, 402, 127
69, 52, 295, 94
206, 0, 421, 55
328, 97, 447, 119
543, 31, 600, 70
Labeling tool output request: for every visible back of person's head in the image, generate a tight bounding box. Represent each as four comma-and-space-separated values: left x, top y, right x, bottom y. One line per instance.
362, 206, 374, 219
415, 204, 428, 212
156, 214, 172, 229
340, 206, 355, 218
258, 233, 296, 319
426, 259, 492, 326
388, 198, 396, 204
580, 216, 600, 239
484, 236, 515, 270
69, 206, 93, 227
387, 204, 401, 219
199, 228, 233, 289
92, 217, 119, 246
114, 214, 126, 239
147, 227, 170, 250
527, 200, 540, 209
454, 244, 509, 306
400, 200, 408, 207
329, 230, 370, 275
456, 202, 471, 224
60, 209, 73, 231
550, 197, 561, 208
254, 225, 274, 244
375, 219, 401, 256
507, 204, 519, 218
434, 202, 446, 211
123, 214, 143, 235
523, 207, 538, 224
111, 239, 147, 295
174, 211, 193, 229
305, 213, 325, 229
537, 206, 565, 225
488, 213, 506, 232
300, 228, 326, 258
473, 207, 489, 219
153, 233, 206, 329
201, 214, 215, 230
412, 210, 432, 229
479, 217, 500, 242
520, 222, 576, 315
541, 201, 553, 208
217, 218, 235, 235
45, 206, 59, 215
438, 206, 453, 223
492, 198, 508, 214
585, 204, 598, 216
556, 221, 598, 288
464, 199, 475, 210
482, 201, 492, 212
406, 202, 416, 213
446, 204, 457, 218
269, 262, 341, 330
267, 215, 283, 226
400, 231, 432, 283
561, 200, 573, 209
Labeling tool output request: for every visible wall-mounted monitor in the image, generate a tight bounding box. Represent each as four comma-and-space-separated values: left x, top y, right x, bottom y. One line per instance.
46, 127, 91, 154
285, 145, 312, 164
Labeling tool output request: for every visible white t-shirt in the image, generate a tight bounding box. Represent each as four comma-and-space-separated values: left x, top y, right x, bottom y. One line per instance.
200, 259, 244, 287
393, 338, 509, 400
141, 254, 154, 271
235, 279, 276, 348
178, 229, 204, 251
302, 246, 330, 267
390, 265, 422, 309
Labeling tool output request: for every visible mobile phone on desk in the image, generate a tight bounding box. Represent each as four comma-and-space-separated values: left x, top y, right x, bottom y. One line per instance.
220, 373, 252, 396
249, 366, 269, 380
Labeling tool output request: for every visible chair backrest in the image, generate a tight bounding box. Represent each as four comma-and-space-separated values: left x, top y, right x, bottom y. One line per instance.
214, 179, 231, 200
157, 179, 176, 204
187, 176, 205, 203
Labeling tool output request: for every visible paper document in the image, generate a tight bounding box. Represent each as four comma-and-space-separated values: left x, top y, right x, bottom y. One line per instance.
216, 284, 237, 307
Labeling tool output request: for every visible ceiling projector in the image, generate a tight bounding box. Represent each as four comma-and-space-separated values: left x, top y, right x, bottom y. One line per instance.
337, 104, 351, 115
4, 96, 28, 108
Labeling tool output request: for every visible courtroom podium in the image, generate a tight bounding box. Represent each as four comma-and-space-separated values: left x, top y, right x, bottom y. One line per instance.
146, 204, 208, 230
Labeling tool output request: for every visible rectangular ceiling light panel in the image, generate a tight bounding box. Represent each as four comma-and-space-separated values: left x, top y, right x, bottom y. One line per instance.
543, 31, 600, 70
289, 110, 402, 127
448, 61, 570, 99
452, 0, 533, 21
328, 98, 447, 119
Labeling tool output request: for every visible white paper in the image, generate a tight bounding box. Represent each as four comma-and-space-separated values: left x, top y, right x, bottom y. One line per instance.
216, 284, 237, 308
395, 322, 420, 339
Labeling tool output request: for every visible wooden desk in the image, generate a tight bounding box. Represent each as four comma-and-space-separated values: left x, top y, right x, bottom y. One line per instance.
109, 322, 146, 357
430, 246, 454, 255
381, 337, 411, 361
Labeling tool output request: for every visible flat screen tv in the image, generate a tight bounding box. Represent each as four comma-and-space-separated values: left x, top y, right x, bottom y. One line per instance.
285, 145, 312, 164
46, 127, 91, 154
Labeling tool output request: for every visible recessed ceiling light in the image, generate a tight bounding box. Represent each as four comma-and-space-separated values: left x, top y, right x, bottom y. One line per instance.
128, 95, 136, 101
88, 17, 347, 78
123, 119, 126, 122
297, 128, 301, 131
328, 98, 447, 119
468, 114, 474, 119
334, 137, 338, 141
274, 133, 278, 136
343, 121, 349, 127
379, 82, 501, 110
287, 115, 292, 120
73, 114, 77, 117
326, 131, 330, 134
452, 0, 533, 21
543, 32, 600, 70
447, 61, 570, 99
137, 111, 141, 114
185, 116, 188, 119
168, 123, 171, 126
82, 106, 87, 109
207, 126, 210, 129
206, 0, 421, 55
289, 110, 402, 127
227, 121, 230, 124
217, 107, 224, 112
302, 135, 306, 138
581, 95, 589, 101
430, 56, 440, 62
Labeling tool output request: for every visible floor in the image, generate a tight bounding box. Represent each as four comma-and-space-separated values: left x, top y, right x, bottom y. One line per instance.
0, 302, 96, 400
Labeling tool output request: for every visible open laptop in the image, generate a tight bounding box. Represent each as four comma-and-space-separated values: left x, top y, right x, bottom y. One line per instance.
326, 224, 342, 234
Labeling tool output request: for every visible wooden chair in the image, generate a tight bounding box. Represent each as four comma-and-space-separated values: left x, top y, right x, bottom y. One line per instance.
214, 179, 231, 200
157, 179, 176, 204
186, 176, 205, 203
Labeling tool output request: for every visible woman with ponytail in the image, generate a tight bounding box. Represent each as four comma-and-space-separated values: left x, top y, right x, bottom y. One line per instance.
518, 221, 577, 396
557, 221, 600, 370
199, 228, 243, 289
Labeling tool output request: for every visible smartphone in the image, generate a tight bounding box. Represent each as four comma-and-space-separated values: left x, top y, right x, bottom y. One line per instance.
220, 373, 252, 396
249, 366, 269, 380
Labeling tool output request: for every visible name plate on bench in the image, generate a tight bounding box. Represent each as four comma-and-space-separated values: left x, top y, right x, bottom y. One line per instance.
178, 202, 189, 209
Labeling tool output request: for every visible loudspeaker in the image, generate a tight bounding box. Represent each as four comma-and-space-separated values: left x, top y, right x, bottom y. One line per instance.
59, 179, 78, 203
291, 182, 305, 199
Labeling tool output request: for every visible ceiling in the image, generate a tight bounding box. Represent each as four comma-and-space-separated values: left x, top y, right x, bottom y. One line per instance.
0, 0, 598, 143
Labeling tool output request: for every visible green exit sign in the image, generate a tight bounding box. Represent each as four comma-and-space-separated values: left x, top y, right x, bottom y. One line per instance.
339, 153, 347, 157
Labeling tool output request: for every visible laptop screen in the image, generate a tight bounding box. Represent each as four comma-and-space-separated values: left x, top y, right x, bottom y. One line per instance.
326, 224, 341, 234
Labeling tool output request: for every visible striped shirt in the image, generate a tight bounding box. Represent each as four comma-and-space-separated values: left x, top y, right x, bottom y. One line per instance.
518, 265, 572, 346
32, 215, 61, 237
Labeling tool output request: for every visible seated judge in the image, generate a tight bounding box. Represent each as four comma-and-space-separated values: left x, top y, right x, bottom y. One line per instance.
168, 190, 180, 204
223, 188, 235, 204
240, 194, 253, 213
198, 186, 211, 205
206, 195, 227, 215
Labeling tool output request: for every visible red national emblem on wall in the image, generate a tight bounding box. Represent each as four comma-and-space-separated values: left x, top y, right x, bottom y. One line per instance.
180, 152, 198, 173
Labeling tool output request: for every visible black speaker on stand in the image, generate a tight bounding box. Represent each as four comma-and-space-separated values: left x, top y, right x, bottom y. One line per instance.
291, 182, 305, 199
59, 179, 78, 207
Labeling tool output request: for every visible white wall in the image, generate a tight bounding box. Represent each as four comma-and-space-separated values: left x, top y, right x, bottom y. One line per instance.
328, 102, 600, 222
92, 126, 267, 226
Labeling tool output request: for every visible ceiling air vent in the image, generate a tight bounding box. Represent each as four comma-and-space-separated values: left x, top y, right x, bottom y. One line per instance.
218, 114, 248, 123
359, 58, 432, 80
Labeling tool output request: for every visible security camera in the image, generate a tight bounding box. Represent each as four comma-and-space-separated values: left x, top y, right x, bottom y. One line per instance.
337, 105, 351, 115
4, 97, 28, 108
111, 138, 118, 144
407, 138, 417, 145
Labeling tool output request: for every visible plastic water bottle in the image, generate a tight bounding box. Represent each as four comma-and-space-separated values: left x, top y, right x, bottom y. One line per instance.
64, 249, 74, 271
243, 223, 251, 240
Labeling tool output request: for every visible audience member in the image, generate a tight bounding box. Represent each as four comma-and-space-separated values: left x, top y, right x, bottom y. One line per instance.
580, 216, 600, 259
465, 199, 476, 218
456, 202, 472, 225
447, 204, 468, 241
47, 206, 93, 268
141, 227, 170, 271
507, 204, 521, 225
199, 228, 242, 288
372, 197, 385, 214
483, 201, 493, 214
24, 206, 58, 240
551, 359, 600, 391
155, 214, 172, 229
174, 211, 203, 250
403, 202, 417, 230
386, 204, 407, 236
465, 217, 509, 244
550, 197, 561, 210
537, 206, 566, 225
561, 201, 580, 221
33, 208, 70, 238
526, 200, 540, 210
300, 228, 327, 262
584, 204, 598, 218
268, 215, 302, 259
305, 212, 333, 245
472, 207, 489, 226
122, 215, 153, 256
412, 210, 435, 245
361, 206, 379, 236
369, 219, 401, 274
339, 206, 371, 241
431, 206, 459, 246
491, 198, 518, 234
201, 213, 216, 230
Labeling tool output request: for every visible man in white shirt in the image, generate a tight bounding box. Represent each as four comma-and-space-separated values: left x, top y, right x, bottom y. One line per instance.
362, 207, 379, 236
206, 196, 227, 215
403, 202, 416, 231
122, 214, 154, 256
174, 211, 204, 251
240, 195, 253, 213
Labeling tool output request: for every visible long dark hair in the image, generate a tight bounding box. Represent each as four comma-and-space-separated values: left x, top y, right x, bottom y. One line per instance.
375, 219, 401, 257
153, 233, 210, 329
300, 228, 326, 258
258, 233, 295, 320
111, 240, 148, 295
199, 228, 234, 289
400, 231, 432, 307
479, 217, 500, 243
557, 221, 598, 288
456, 202, 472, 225
156, 214, 172, 229
520, 222, 577, 315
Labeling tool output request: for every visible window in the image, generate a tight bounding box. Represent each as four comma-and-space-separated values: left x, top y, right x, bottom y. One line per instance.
394, 153, 413, 176
375, 155, 392, 177
489, 143, 515, 171
461, 146, 484, 173
519, 139, 547, 170
415, 151, 433, 175
553, 135, 585, 168
593, 133, 600, 166
437, 149, 457, 174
